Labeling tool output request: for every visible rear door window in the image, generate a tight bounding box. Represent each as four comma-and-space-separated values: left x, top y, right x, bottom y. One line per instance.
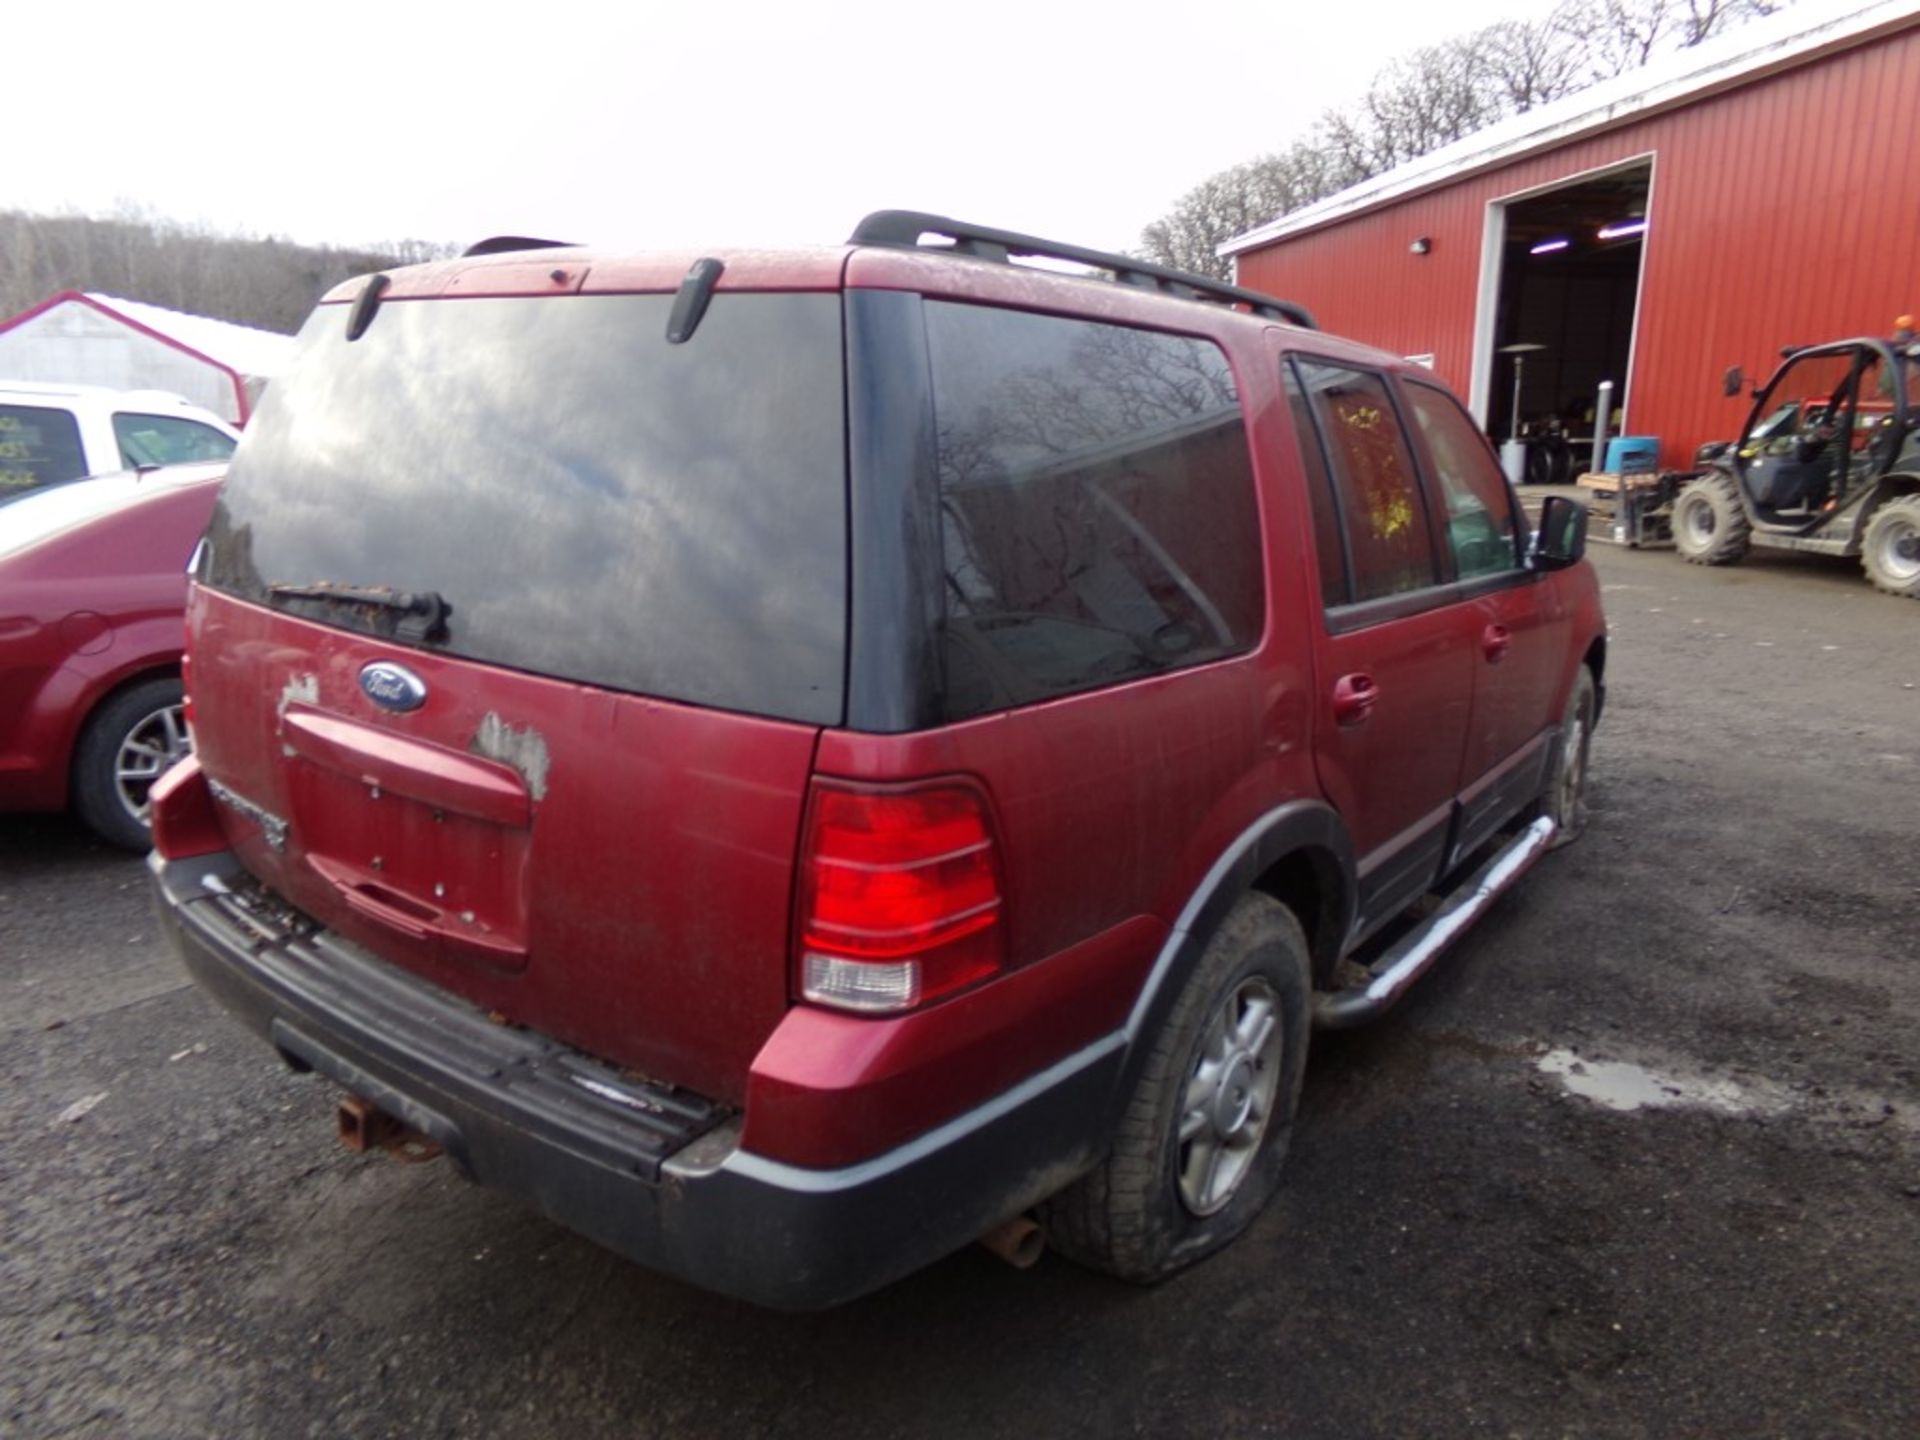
923, 303, 1263, 719
113, 413, 237, 468
1291, 361, 1437, 603
203, 293, 848, 725
1400, 380, 1524, 579
0, 404, 88, 495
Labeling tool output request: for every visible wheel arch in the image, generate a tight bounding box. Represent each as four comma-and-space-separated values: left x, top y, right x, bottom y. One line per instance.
1871, 471, 1920, 502
65, 660, 184, 792
1249, 844, 1350, 989
1582, 635, 1607, 723
1114, 801, 1355, 1110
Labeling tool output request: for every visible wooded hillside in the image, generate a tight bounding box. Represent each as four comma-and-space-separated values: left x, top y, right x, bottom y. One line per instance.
0, 209, 456, 335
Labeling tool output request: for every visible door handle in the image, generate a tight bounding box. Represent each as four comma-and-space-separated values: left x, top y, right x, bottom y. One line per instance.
1332, 672, 1378, 728
1481, 623, 1512, 663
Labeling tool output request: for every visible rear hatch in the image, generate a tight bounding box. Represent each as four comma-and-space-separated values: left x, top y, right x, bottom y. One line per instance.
188, 284, 847, 1102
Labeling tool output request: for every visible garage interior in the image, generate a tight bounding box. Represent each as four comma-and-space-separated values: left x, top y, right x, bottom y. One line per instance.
1487, 163, 1652, 460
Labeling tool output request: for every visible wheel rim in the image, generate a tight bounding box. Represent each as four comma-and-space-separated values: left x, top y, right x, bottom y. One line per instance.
1684, 498, 1716, 545
1177, 976, 1285, 1217
114, 702, 191, 828
1873, 514, 1920, 584
1554, 710, 1588, 825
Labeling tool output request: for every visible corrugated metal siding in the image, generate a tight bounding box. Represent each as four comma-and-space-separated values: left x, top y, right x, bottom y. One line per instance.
1238, 21, 1920, 468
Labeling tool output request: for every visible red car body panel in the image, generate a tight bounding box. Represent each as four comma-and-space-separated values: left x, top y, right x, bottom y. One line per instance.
170, 253, 1608, 1166
150, 233, 1609, 1307
0, 469, 220, 811
186, 587, 814, 1106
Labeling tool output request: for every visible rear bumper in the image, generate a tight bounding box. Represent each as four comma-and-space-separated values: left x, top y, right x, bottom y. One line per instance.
152, 849, 1118, 1309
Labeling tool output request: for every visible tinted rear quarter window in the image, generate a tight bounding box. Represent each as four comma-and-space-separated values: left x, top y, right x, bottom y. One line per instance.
0, 404, 87, 495
203, 293, 847, 724
922, 303, 1263, 719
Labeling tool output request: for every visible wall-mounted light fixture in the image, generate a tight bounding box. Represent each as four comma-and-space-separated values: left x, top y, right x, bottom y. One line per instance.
1597, 219, 1647, 241
1529, 237, 1571, 256
1409, 237, 1432, 255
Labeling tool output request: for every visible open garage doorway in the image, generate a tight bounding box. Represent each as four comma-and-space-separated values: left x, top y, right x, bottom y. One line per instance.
1482, 160, 1652, 481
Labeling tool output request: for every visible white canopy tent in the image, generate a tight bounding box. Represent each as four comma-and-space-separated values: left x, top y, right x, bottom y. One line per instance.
0, 291, 293, 423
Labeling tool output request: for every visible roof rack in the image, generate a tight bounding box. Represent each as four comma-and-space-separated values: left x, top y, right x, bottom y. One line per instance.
848, 210, 1316, 330
462, 235, 579, 258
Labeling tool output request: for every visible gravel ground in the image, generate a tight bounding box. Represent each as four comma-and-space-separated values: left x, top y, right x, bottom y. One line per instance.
3, 541, 1916, 1439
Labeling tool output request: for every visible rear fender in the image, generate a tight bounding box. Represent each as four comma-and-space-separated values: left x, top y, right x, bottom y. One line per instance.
2, 651, 181, 811
1111, 800, 1355, 1114
1872, 472, 1920, 505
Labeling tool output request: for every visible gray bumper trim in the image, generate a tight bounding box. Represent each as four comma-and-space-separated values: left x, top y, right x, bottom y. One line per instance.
152, 850, 1120, 1309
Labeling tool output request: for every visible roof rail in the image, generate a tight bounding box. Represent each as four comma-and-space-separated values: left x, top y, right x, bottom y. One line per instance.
848, 210, 1316, 330
462, 235, 579, 258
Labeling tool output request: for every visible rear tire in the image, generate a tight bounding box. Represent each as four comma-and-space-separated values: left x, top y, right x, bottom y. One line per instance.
1045, 893, 1311, 1283
1672, 471, 1751, 565
1542, 666, 1596, 850
1861, 493, 1920, 599
71, 677, 189, 851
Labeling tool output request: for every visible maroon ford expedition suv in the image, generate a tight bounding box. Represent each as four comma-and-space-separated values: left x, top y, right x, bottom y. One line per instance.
150, 213, 1606, 1308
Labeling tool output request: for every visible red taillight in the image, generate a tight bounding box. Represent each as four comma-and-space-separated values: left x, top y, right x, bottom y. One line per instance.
795, 779, 1006, 1014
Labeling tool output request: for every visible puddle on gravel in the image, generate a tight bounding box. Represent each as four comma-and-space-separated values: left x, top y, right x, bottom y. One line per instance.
1535, 1049, 1792, 1116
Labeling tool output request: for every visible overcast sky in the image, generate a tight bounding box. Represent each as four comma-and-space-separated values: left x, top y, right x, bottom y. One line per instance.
15, 0, 1562, 256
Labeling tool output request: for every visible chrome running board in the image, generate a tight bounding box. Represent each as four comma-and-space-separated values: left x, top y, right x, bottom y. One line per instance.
1313, 816, 1557, 1029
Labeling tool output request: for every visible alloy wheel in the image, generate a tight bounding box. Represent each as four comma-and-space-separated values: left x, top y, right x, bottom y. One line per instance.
1177, 977, 1285, 1217
115, 701, 191, 828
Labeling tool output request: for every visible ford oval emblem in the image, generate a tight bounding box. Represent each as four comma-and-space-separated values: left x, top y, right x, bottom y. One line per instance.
359, 660, 428, 713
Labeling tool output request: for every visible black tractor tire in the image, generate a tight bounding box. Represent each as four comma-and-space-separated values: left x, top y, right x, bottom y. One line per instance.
1542, 666, 1597, 850
1672, 471, 1752, 566
1861, 492, 1920, 600
1044, 893, 1312, 1284
71, 676, 190, 851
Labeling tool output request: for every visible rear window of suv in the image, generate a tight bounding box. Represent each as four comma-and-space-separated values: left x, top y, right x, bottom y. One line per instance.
201, 293, 847, 725
923, 303, 1263, 720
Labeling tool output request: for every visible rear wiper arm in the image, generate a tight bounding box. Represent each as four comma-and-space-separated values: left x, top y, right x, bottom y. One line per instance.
267, 583, 452, 643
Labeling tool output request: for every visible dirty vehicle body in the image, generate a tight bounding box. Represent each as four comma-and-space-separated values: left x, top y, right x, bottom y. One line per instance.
1, 464, 222, 847
150, 213, 1607, 1308
1673, 334, 1920, 597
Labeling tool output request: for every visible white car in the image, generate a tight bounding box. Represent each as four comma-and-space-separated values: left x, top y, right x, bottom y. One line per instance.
0, 381, 239, 499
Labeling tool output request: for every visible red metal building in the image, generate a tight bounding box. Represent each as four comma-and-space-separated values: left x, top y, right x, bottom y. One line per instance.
1225, 0, 1920, 471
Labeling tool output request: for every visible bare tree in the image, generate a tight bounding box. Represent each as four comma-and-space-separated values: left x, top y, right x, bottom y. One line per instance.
1139, 150, 1343, 280
1481, 3, 1597, 112
0, 208, 458, 334
1577, 0, 1785, 77
1138, 0, 1794, 271
1357, 38, 1511, 171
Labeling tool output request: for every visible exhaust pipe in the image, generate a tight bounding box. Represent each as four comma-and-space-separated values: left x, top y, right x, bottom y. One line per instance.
978, 1214, 1045, 1270
337, 1095, 442, 1163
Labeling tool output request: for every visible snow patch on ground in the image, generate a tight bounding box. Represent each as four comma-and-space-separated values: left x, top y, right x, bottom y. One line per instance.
1536, 1048, 1791, 1116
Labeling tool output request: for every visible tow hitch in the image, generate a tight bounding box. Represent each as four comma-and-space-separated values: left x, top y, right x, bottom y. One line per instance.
337, 1094, 443, 1163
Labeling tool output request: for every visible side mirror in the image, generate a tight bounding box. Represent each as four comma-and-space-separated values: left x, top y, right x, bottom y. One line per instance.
1722, 365, 1743, 398
1533, 495, 1587, 570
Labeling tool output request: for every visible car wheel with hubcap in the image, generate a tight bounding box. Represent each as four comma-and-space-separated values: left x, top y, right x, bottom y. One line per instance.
1044, 892, 1311, 1282
72, 676, 190, 850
